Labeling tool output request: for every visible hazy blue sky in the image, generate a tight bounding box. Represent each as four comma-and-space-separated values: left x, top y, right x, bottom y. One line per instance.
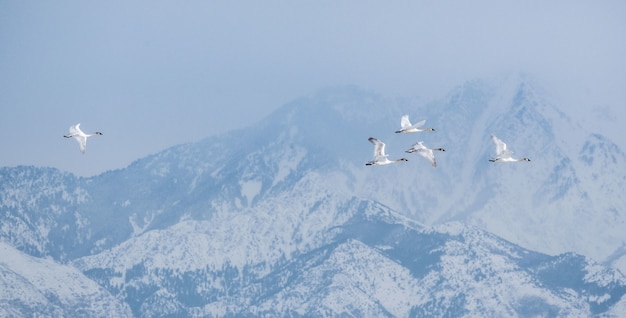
1, 1, 624, 176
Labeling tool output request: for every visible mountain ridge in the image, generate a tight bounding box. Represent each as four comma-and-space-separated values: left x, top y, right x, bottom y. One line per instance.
2, 76, 626, 316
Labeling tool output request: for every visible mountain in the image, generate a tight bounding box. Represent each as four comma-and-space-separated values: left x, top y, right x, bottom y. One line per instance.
1, 76, 626, 316
73, 201, 626, 317
0, 242, 132, 317
348, 77, 626, 270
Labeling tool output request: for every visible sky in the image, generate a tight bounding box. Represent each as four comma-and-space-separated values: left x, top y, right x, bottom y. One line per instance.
1, 0, 625, 176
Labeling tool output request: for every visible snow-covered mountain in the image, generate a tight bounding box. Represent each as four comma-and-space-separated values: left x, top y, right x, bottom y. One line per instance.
0, 242, 131, 317
1, 75, 626, 316
73, 201, 626, 317
348, 77, 626, 270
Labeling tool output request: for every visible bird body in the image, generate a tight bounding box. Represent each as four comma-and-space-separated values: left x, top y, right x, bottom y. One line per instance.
64, 123, 102, 154
366, 137, 408, 166
405, 141, 445, 167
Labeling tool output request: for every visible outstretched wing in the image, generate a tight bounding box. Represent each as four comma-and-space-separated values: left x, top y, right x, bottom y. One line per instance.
405, 141, 425, 153
75, 136, 87, 154
411, 119, 426, 128
491, 135, 511, 158
368, 137, 387, 160
417, 148, 437, 167
399, 115, 412, 129
65, 123, 81, 138
69, 123, 82, 135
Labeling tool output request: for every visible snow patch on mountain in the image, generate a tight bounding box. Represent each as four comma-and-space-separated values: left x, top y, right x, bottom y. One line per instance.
256, 239, 423, 317
239, 179, 262, 205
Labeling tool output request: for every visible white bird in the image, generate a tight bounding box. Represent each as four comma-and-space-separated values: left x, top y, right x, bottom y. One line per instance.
489, 135, 530, 163
63, 123, 103, 154
366, 137, 408, 166
405, 141, 445, 168
394, 115, 434, 133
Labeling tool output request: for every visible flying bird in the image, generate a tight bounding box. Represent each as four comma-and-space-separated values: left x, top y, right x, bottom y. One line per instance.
64, 123, 103, 154
405, 141, 445, 167
394, 115, 434, 133
366, 137, 408, 166
489, 135, 530, 163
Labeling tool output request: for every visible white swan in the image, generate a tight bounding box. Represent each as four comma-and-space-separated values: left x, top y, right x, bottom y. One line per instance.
366, 137, 408, 166
405, 141, 445, 168
394, 115, 434, 133
489, 135, 530, 162
64, 123, 102, 154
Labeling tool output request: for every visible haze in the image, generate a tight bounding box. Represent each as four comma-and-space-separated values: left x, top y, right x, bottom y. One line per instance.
1, 0, 624, 176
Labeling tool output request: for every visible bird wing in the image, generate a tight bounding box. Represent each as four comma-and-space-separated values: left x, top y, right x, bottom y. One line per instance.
399, 115, 411, 129
411, 119, 426, 128
368, 137, 387, 159
406, 141, 425, 153
417, 148, 437, 167
64, 123, 81, 137
74, 135, 87, 154
69, 123, 82, 135
491, 135, 511, 158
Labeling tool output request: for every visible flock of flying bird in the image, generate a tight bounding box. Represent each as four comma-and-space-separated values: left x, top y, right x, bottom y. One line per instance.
62, 119, 530, 167
365, 115, 531, 167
